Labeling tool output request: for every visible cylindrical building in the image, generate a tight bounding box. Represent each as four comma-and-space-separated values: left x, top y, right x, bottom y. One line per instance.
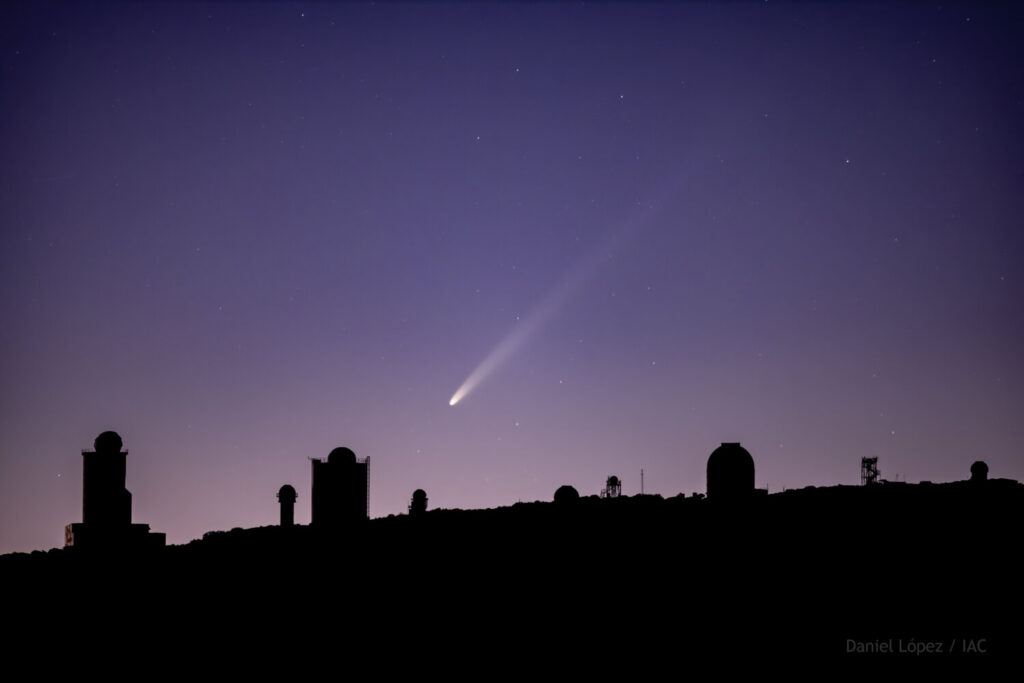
706, 442, 754, 501
278, 484, 297, 527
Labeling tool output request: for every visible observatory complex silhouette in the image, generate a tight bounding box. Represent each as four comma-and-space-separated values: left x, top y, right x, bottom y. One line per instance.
311, 447, 370, 526
14, 427, 1020, 667
64, 431, 165, 549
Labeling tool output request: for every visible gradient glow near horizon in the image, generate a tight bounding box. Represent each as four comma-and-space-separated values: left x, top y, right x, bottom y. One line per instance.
1, 2, 1022, 555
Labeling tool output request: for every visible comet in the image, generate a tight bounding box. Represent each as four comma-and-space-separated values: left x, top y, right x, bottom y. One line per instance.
448, 259, 583, 406
448, 174, 686, 407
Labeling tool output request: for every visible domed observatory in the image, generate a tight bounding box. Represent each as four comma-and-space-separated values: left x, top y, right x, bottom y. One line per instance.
64, 431, 165, 549
706, 443, 755, 501
278, 484, 297, 527
311, 447, 370, 527
409, 489, 428, 516
554, 485, 580, 504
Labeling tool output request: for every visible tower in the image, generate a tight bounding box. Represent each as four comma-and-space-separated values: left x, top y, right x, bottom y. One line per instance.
311, 447, 370, 527
64, 431, 165, 549
278, 484, 297, 527
601, 475, 621, 498
82, 430, 131, 527
861, 457, 880, 486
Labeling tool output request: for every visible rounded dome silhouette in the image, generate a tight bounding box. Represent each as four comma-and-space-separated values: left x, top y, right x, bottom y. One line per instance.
94, 431, 123, 454
706, 442, 754, 500
970, 461, 988, 482
327, 447, 356, 465
554, 485, 580, 504
607, 476, 620, 487
278, 484, 297, 502
409, 489, 428, 515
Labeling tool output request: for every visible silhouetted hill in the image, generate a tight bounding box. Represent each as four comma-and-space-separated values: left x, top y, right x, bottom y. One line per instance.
3, 479, 1020, 670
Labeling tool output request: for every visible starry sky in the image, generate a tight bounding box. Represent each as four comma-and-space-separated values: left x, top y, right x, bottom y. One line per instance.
1, 1, 1022, 554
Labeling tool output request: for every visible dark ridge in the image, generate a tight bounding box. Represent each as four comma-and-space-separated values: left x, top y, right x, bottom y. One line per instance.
4, 478, 1021, 669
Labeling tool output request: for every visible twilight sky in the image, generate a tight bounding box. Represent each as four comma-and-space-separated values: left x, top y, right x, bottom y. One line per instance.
1, 1, 1022, 554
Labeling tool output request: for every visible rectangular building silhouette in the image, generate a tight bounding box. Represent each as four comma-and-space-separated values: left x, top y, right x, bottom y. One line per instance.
311, 448, 369, 526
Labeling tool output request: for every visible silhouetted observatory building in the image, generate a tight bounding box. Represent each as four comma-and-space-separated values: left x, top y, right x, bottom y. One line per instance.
311, 447, 369, 527
64, 431, 165, 549
706, 442, 755, 501
278, 484, 297, 528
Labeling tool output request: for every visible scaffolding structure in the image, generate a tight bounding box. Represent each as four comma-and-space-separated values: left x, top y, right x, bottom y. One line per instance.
861, 457, 880, 486
601, 475, 622, 499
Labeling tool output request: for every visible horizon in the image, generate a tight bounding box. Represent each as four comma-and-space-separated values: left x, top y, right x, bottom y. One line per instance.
1, 425, 1014, 554
2, 1, 1022, 555
10, 428, 1013, 556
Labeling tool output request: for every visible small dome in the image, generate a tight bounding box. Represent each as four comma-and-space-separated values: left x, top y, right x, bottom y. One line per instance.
327, 447, 356, 465
278, 484, 297, 502
94, 431, 123, 454
706, 442, 754, 500
970, 461, 988, 482
409, 489, 428, 515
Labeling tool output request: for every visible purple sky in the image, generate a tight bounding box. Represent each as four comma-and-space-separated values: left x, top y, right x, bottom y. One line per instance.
2, 1, 1022, 554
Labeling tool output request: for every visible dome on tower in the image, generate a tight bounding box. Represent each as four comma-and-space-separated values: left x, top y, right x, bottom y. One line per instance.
94, 431, 123, 454
327, 447, 356, 465
278, 484, 297, 502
